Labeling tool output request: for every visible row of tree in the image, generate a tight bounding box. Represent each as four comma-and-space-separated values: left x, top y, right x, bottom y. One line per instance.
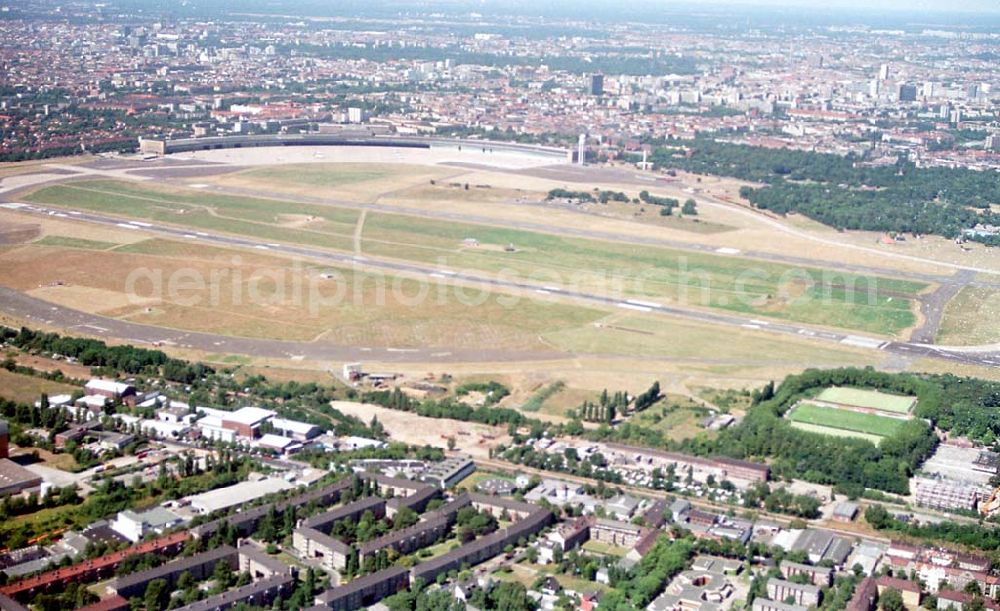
649, 138, 999, 241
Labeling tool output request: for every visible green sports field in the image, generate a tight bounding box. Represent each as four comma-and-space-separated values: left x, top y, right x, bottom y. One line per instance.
815, 387, 916, 414
787, 401, 907, 440
789, 421, 885, 446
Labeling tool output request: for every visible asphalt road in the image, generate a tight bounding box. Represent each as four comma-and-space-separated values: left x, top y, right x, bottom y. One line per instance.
3, 201, 998, 369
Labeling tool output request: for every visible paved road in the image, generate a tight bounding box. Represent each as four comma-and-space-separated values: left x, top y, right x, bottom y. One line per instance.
3, 201, 998, 368
910, 269, 976, 344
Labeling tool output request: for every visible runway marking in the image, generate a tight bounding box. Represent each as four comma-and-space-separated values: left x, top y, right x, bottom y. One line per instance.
741, 323, 761, 329
626, 299, 661, 308
116, 223, 138, 229
840, 335, 884, 349
715, 247, 741, 255
618, 303, 652, 313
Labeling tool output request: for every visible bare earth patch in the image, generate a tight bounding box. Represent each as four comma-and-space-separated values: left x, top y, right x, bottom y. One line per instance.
329, 400, 509, 458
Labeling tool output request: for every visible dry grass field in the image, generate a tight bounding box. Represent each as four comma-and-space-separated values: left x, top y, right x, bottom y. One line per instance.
0, 369, 77, 403
22, 178, 927, 337
4, 155, 995, 411
936, 287, 1000, 346
0, 237, 605, 348
541, 311, 873, 366
329, 401, 509, 458
210, 163, 454, 202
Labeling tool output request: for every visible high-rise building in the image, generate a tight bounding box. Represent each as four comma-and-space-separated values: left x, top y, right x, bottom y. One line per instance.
577, 134, 586, 166
898, 84, 917, 102
879, 63, 890, 81
347, 107, 368, 123
589, 73, 604, 96
869, 79, 880, 98
967, 83, 980, 100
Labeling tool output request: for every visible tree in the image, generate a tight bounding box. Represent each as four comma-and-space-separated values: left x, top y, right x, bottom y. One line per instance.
144, 578, 169, 611
879, 587, 905, 611
865, 504, 892, 530
393, 506, 419, 530
682, 198, 698, 215
212, 559, 234, 592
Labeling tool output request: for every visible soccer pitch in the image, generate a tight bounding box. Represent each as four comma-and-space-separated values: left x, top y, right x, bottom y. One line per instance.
815, 387, 916, 414
788, 402, 907, 441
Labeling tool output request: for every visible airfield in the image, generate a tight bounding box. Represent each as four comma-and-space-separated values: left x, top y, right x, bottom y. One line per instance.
1, 139, 998, 402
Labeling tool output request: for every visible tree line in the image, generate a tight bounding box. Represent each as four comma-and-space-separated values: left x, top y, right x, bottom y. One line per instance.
649, 138, 999, 242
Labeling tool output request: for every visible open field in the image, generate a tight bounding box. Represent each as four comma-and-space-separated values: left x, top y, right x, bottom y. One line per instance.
787, 402, 907, 441
0, 238, 604, 349
137, 148, 988, 278
936, 287, 1000, 346
0, 369, 78, 404
582, 540, 629, 558
14, 353, 94, 380
359, 212, 924, 337
25, 180, 359, 252
541, 312, 874, 367
34, 235, 120, 250
625, 395, 716, 442
329, 401, 509, 458
214, 163, 452, 202
814, 386, 916, 414
22, 179, 927, 337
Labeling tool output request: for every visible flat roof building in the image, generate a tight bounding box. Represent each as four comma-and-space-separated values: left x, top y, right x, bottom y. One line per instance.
187, 477, 295, 514
421, 455, 475, 489
0, 459, 43, 498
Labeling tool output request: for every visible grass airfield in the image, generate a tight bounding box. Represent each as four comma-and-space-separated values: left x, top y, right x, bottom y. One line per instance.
24, 176, 925, 337
2, 148, 998, 405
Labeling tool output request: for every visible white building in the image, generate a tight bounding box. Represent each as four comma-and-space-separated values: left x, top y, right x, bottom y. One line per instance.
111, 506, 185, 542
196, 414, 237, 443
186, 477, 295, 514
269, 417, 320, 441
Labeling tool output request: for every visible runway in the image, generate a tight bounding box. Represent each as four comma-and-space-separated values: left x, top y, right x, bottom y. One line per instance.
3, 201, 998, 369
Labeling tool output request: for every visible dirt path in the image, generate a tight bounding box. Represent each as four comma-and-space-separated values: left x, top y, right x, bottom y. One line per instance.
353, 209, 367, 255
